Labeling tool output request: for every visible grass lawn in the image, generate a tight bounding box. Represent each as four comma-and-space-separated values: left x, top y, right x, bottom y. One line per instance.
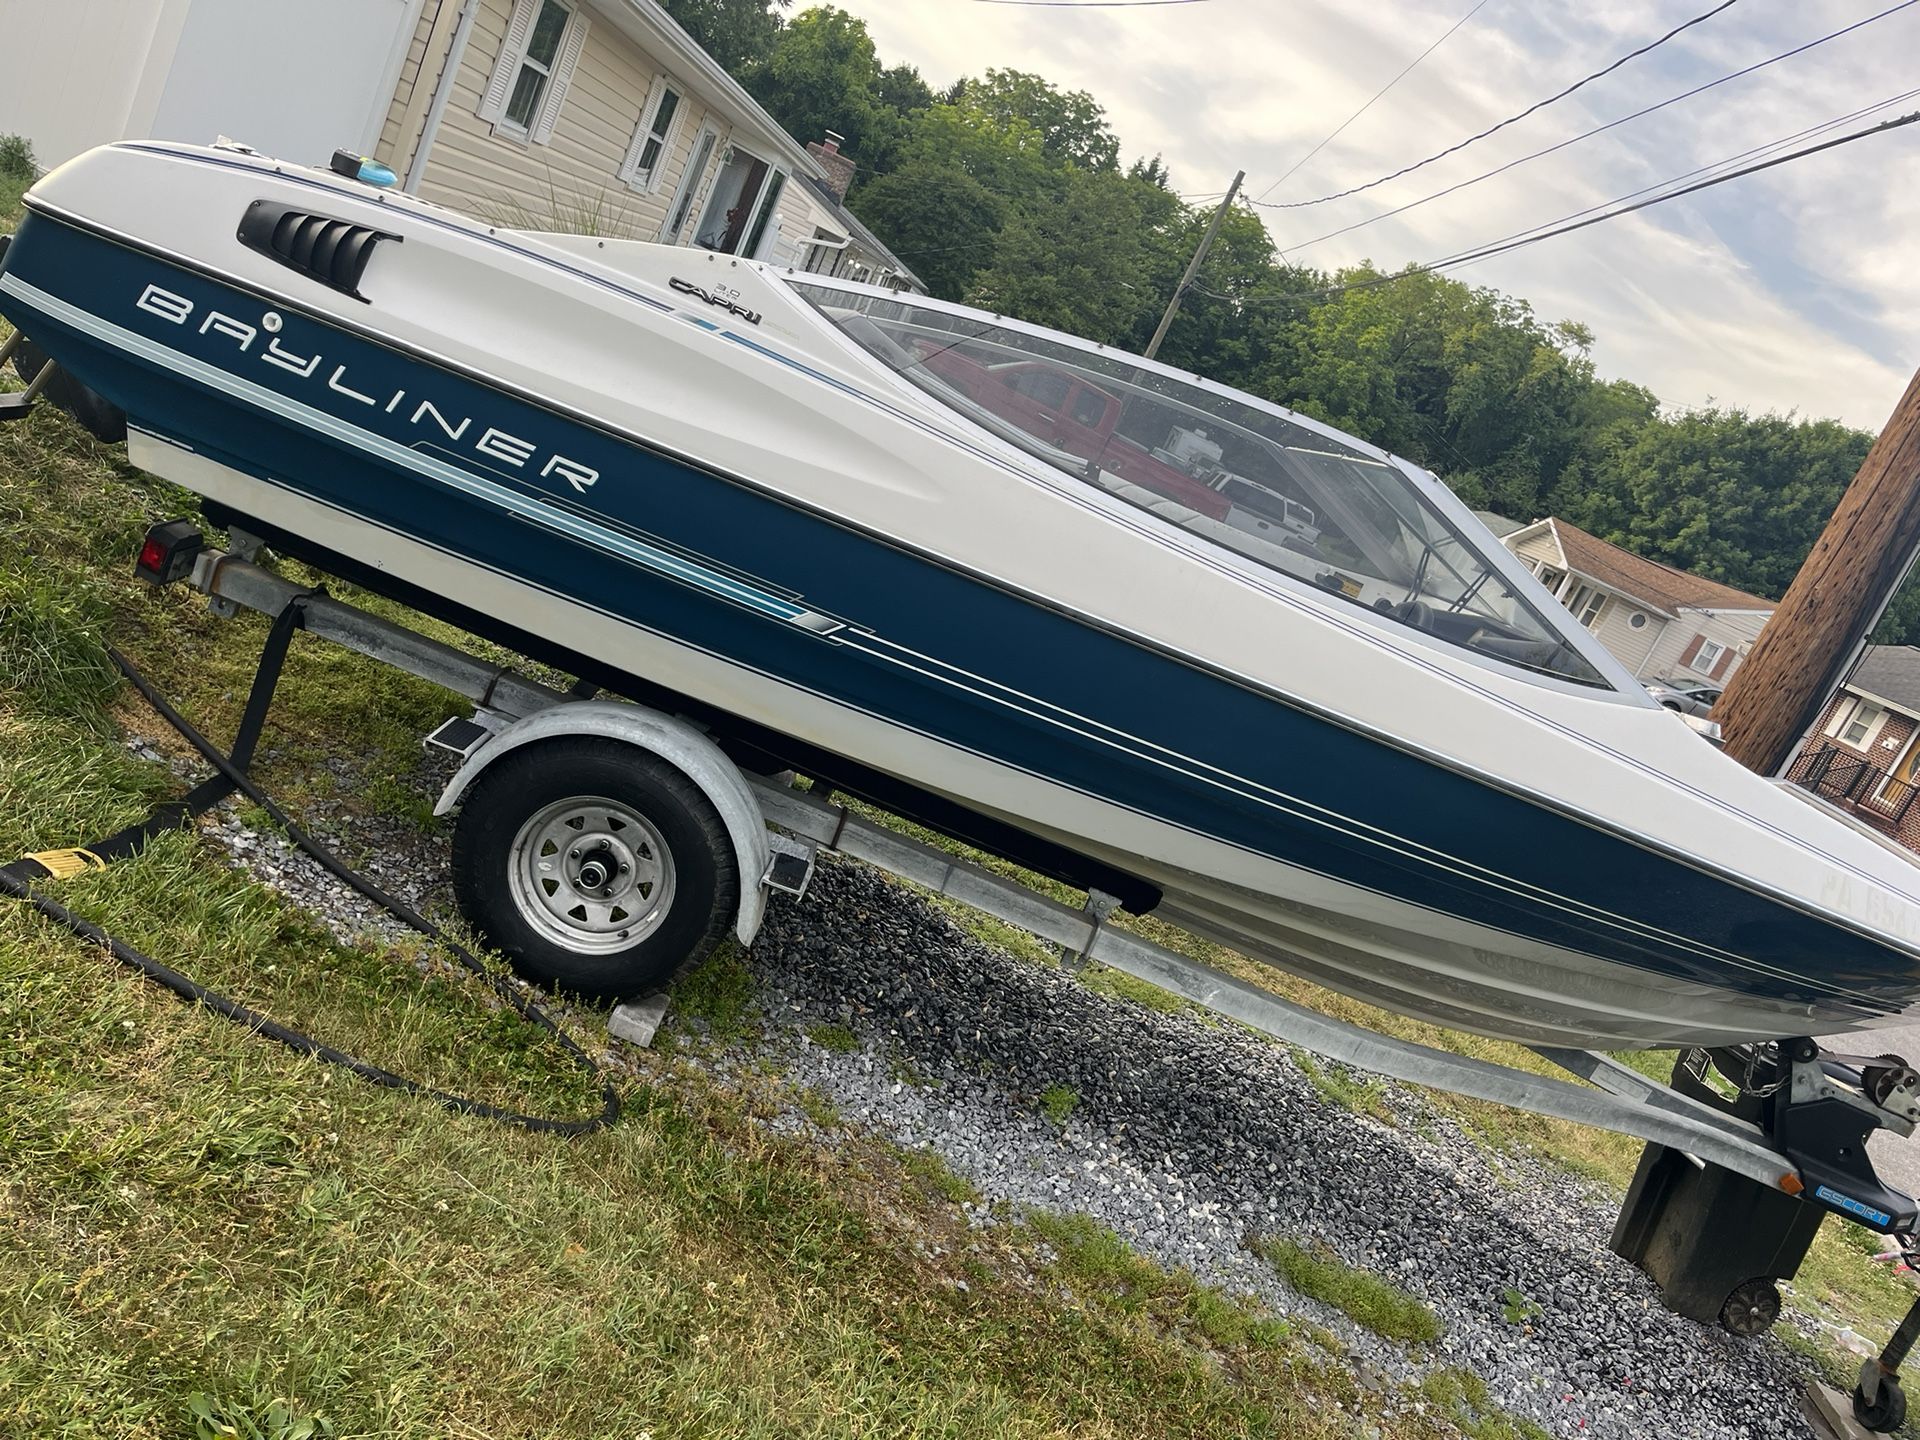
0, 181, 1912, 1438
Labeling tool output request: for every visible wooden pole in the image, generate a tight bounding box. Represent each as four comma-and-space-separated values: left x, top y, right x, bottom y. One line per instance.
1714, 365, 1920, 775
1145, 171, 1243, 361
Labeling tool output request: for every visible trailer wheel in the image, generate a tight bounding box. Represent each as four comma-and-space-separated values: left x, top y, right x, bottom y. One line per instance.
13, 338, 128, 442
1718, 1278, 1780, 1336
1855, 1376, 1907, 1433
450, 738, 739, 1001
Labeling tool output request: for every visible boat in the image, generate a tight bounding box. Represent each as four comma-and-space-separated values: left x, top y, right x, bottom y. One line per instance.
6, 140, 1920, 1050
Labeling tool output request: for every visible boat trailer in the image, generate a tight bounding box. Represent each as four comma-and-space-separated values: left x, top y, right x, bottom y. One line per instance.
123, 523, 1920, 1430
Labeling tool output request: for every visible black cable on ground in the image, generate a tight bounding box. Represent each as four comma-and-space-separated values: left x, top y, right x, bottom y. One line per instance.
1, 600, 620, 1137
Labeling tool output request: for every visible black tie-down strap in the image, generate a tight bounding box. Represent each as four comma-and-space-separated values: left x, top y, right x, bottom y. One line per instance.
0, 595, 620, 1137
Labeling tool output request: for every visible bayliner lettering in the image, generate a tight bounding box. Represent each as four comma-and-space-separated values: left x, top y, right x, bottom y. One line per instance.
669, 276, 762, 326
134, 283, 600, 493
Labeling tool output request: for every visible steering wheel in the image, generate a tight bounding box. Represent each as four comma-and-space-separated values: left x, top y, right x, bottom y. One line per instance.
1398, 599, 1436, 633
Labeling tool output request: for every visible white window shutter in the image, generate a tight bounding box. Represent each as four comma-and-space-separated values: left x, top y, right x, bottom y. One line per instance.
530, 12, 589, 146
478, 0, 541, 123
619, 76, 663, 186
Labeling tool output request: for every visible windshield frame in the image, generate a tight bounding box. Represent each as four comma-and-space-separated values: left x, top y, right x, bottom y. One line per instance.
778, 273, 1650, 705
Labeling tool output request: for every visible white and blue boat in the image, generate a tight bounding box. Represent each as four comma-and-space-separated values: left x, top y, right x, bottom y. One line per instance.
7, 140, 1920, 1049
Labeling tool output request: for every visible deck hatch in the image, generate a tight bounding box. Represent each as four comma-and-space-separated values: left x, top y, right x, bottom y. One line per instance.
236, 201, 398, 302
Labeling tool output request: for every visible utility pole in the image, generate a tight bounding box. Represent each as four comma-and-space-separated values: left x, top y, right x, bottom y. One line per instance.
1714, 364, 1920, 776
1145, 170, 1243, 361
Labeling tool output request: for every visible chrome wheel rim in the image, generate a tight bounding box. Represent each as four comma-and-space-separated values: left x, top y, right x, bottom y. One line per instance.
507, 795, 676, 954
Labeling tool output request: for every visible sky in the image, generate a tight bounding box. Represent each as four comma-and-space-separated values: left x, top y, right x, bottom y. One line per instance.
834, 0, 1920, 430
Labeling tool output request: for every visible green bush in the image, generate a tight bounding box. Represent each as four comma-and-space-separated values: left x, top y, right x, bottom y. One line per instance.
0, 133, 34, 181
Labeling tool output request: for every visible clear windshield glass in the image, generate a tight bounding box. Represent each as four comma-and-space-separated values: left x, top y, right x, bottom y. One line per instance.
789, 284, 1606, 687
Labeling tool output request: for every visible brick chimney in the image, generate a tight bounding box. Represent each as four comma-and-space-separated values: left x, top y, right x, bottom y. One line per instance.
805, 130, 856, 201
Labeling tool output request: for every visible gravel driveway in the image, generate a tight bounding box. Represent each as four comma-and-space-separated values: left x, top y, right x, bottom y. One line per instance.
741, 858, 1817, 1440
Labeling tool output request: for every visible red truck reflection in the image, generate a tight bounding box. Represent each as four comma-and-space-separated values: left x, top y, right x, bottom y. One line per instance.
917, 346, 1234, 519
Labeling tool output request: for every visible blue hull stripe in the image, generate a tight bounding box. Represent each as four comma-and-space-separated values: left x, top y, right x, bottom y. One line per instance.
4, 211, 1914, 1016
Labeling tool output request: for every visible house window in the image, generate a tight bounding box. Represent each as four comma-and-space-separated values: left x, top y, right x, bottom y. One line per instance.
507, 1, 568, 131
1691, 639, 1727, 677
1829, 697, 1887, 748
662, 126, 719, 244
478, 0, 586, 145
1562, 582, 1607, 629
1628, 611, 1648, 630
621, 80, 683, 192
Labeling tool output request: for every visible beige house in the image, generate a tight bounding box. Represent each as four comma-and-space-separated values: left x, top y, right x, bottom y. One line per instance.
0, 0, 919, 288
1502, 517, 1774, 685
381, 0, 920, 285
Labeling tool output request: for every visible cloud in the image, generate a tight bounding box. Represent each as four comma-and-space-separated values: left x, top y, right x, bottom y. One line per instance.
836, 0, 1919, 428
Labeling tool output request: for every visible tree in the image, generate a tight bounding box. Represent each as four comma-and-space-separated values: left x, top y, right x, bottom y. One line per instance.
851, 162, 1005, 299
658, 0, 787, 77
1128, 154, 1171, 189
1129, 202, 1284, 376
875, 63, 934, 118
954, 69, 1120, 171
901, 102, 1058, 206
1562, 409, 1874, 600
967, 169, 1182, 344
749, 7, 886, 161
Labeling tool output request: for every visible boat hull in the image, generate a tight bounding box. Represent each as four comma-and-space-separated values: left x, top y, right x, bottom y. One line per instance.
6, 155, 1920, 1048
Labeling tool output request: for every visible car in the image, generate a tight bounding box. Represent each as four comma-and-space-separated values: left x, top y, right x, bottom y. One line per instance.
1645, 677, 1723, 717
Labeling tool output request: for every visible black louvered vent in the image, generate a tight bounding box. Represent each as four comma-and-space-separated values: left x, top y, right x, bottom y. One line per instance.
236, 200, 399, 302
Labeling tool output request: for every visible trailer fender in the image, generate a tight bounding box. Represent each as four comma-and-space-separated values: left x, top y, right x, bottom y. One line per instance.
433, 701, 772, 945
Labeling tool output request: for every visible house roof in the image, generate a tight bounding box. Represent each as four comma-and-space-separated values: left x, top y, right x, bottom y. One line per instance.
795, 172, 925, 290
1515, 517, 1775, 616
1473, 509, 1527, 538
606, 2, 920, 288
604, 2, 828, 185
1849, 647, 1920, 716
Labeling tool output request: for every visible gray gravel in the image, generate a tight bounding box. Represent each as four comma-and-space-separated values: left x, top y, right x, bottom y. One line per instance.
739, 858, 1817, 1440
176, 730, 1830, 1440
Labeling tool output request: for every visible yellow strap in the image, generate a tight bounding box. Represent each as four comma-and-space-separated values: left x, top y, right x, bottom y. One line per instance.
23, 847, 107, 880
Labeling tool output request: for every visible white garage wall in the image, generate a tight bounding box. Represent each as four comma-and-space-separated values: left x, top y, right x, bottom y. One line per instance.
148, 0, 422, 167
0, 0, 188, 171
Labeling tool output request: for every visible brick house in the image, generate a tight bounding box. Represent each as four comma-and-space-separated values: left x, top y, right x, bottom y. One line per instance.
1501, 517, 1774, 687
1786, 647, 1920, 852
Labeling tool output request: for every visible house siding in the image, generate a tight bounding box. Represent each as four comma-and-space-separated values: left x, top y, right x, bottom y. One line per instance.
1636, 608, 1768, 685
378, 0, 745, 245
1505, 526, 1669, 673
377, 0, 445, 166
1588, 597, 1665, 676
1510, 530, 1560, 573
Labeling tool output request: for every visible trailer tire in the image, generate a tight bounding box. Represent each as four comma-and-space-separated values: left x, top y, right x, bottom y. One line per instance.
1855, 1376, 1907, 1433
13, 338, 129, 443
451, 737, 739, 1001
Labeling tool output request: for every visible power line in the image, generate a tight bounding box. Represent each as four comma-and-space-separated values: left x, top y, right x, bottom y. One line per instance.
1436, 86, 1920, 272
1252, 0, 1493, 204
1434, 109, 1918, 269
1263, 0, 1920, 256
1261, 0, 1742, 209
1197, 108, 1920, 308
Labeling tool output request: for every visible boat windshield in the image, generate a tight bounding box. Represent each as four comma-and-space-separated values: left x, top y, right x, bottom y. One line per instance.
789, 285, 1605, 687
